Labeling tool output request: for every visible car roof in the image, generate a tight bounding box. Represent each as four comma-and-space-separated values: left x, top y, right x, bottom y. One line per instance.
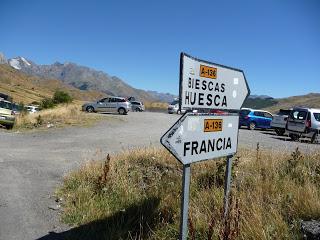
292, 107, 320, 112
110, 96, 125, 99
251, 109, 273, 114
0, 99, 11, 104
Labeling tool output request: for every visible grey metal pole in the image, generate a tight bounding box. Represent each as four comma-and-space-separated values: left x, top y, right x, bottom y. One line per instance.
223, 155, 233, 219
179, 163, 191, 240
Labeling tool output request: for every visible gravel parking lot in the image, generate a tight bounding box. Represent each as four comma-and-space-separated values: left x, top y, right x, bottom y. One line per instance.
0, 111, 319, 240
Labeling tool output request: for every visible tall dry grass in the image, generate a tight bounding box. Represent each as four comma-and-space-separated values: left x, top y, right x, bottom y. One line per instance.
14, 103, 102, 129
57, 146, 320, 239
144, 102, 168, 112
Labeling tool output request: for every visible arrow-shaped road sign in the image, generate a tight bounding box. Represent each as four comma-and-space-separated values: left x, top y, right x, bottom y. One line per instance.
179, 53, 250, 111
161, 113, 239, 165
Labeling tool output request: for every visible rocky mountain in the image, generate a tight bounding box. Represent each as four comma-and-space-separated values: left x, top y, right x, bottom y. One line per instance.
248, 94, 274, 100
5, 55, 167, 102
146, 90, 177, 103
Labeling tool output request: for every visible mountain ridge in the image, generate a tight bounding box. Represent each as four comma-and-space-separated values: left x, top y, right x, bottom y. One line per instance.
2, 53, 176, 103
0, 64, 106, 104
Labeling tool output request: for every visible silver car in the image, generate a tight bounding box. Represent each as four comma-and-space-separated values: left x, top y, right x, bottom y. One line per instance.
130, 101, 145, 112
168, 100, 187, 114
286, 107, 320, 143
82, 97, 131, 115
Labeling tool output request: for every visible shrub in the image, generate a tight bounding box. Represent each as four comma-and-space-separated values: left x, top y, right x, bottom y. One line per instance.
40, 98, 55, 109
53, 90, 73, 104
31, 101, 40, 105
35, 115, 43, 126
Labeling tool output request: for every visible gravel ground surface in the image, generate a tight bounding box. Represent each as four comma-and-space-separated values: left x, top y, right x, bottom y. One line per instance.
0, 111, 319, 240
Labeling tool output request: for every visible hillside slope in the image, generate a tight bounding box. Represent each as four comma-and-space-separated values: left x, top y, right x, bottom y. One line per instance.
264, 93, 320, 113
8, 57, 157, 102
0, 64, 106, 104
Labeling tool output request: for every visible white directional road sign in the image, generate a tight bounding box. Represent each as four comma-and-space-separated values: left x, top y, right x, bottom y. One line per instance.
161, 113, 239, 165
179, 53, 250, 110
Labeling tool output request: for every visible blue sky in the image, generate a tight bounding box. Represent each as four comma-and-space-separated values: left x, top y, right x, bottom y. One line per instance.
1, 0, 319, 98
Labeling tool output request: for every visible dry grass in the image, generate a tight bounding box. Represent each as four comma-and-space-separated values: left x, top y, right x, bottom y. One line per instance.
14, 103, 102, 130
57, 146, 320, 239
0, 64, 106, 104
144, 102, 168, 112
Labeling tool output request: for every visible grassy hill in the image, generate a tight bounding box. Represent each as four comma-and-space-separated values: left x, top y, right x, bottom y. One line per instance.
0, 64, 106, 104
263, 93, 320, 113
243, 98, 278, 109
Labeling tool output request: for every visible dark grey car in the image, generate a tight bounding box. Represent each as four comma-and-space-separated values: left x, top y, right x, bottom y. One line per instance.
82, 97, 131, 115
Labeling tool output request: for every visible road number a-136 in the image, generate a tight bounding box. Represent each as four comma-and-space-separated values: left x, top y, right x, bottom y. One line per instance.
204, 119, 223, 132
200, 65, 217, 79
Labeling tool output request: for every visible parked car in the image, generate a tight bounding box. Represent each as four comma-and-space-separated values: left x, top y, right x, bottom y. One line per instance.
270, 109, 291, 136
239, 108, 273, 130
130, 101, 145, 112
25, 105, 39, 114
168, 100, 181, 114
0, 98, 15, 129
82, 97, 131, 115
167, 100, 197, 114
286, 107, 320, 143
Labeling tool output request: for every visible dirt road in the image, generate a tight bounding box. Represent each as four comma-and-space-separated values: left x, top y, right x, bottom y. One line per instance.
0, 112, 318, 240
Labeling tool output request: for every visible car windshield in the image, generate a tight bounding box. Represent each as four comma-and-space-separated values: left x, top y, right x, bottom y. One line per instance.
98, 98, 107, 102
240, 109, 250, 116
170, 100, 179, 105
0, 101, 12, 110
291, 110, 307, 120
314, 113, 320, 122
278, 110, 291, 116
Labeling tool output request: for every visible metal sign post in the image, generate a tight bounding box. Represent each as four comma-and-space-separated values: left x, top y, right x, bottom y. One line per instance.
179, 164, 191, 240
161, 53, 250, 240
223, 155, 233, 219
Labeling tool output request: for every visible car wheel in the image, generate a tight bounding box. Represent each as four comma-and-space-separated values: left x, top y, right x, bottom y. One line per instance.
249, 122, 256, 130
118, 108, 126, 115
275, 128, 285, 136
311, 132, 319, 144
289, 133, 299, 141
177, 110, 181, 114
86, 106, 94, 113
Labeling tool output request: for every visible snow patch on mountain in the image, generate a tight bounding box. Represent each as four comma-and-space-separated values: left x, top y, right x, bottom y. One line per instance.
9, 58, 21, 70
20, 57, 31, 66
